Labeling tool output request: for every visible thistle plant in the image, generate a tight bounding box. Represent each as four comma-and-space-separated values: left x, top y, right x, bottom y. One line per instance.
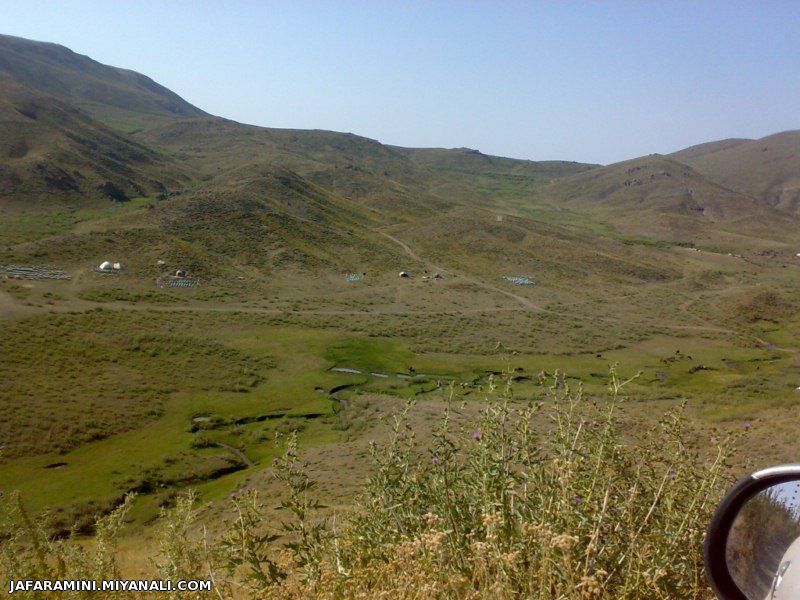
0, 493, 133, 598
262, 366, 731, 599
0, 367, 733, 599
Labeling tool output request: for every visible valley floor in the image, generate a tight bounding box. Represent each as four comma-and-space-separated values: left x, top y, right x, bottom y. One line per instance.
2, 220, 800, 546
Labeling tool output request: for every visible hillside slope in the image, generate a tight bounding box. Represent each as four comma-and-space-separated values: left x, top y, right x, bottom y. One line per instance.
672, 131, 800, 214
3, 31, 797, 281
137, 118, 598, 220
0, 33, 206, 129
137, 117, 448, 217
546, 154, 796, 247
398, 146, 596, 177
669, 138, 750, 162
0, 73, 192, 208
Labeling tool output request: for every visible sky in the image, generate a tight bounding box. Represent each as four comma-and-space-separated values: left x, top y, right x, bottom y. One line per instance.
1, 1, 799, 164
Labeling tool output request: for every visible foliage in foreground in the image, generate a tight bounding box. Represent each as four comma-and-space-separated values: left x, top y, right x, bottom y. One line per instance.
0, 369, 732, 598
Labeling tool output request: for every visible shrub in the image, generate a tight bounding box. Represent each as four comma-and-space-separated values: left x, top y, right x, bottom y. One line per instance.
0, 493, 132, 597
255, 368, 730, 599
0, 368, 732, 598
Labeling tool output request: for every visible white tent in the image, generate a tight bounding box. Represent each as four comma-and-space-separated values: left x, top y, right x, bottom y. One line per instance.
112, 263, 122, 270
98, 261, 113, 271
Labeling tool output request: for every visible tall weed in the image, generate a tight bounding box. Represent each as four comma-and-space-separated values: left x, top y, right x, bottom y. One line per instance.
0, 368, 732, 599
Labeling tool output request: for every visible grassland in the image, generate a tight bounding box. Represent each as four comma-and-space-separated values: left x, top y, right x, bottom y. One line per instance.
4, 34, 800, 596
3, 161, 800, 517
2, 169, 799, 596
2, 261, 799, 533
0, 197, 159, 247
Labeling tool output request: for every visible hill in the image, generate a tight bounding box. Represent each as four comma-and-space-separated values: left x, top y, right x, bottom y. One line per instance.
0, 33, 593, 224
2, 32, 797, 278
136, 117, 451, 218
0, 72, 192, 209
671, 130, 800, 214
669, 138, 750, 162
0, 33, 206, 130
4, 33, 800, 575
397, 146, 596, 177
136, 119, 598, 219
545, 153, 797, 247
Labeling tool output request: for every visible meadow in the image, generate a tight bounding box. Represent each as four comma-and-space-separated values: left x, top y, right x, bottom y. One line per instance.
3, 31, 800, 597
2, 190, 800, 599
0, 369, 741, 598
1, 274, 798, 537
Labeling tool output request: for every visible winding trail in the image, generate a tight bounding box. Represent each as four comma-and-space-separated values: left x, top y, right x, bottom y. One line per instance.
375, 227, 735, 335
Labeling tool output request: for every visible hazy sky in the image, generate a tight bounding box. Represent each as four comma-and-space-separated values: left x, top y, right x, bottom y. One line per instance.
2, 1, 798, 164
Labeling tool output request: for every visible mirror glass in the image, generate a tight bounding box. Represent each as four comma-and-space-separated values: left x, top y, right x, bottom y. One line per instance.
727, 481, 800, 599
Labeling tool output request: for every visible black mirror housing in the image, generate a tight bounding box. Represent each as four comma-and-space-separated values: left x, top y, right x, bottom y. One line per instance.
706, 464, 800, 599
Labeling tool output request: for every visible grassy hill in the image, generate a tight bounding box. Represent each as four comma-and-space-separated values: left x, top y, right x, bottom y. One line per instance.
0, 33, 206, 130
137, 117, 452, 218
669, 137, 750, 161
398, 145, 596, 177
672, 130, 800, 214
546, 154, 798, 249
0, 73, 192, 210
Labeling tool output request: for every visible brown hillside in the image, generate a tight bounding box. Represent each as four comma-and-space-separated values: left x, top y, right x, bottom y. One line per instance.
672, 131, 800, 214
669, 138, 750, 162
138, 117, 452, 217
546, 154, 795, 246
0, 33, 206, 128
0, 73, 191, 208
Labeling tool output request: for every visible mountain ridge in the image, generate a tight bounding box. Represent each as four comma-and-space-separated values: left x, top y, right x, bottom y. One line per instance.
671, 130, 800, 214
0, 33, 206, 128
1, 32, 798, 274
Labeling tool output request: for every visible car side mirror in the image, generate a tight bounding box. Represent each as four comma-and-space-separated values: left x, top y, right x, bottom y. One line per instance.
706, 465, 800, 599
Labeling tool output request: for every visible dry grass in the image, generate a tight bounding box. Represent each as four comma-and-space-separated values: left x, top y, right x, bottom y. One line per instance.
0, 369, 735, 599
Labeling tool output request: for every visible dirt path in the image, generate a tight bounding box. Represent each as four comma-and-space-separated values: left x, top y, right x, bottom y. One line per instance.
216, 442, 254, 468
376, 228, 544, 312
375, 227, 739, 335
0, 290, 40, 319
754, 337, 800, 357
676, 291, 800, 358
678, 294, 700, 313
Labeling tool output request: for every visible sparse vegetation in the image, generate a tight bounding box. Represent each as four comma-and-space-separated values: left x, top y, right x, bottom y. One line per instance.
0, 371, 733, 598
3, 29, 800, 597
734, 290, 797, 324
